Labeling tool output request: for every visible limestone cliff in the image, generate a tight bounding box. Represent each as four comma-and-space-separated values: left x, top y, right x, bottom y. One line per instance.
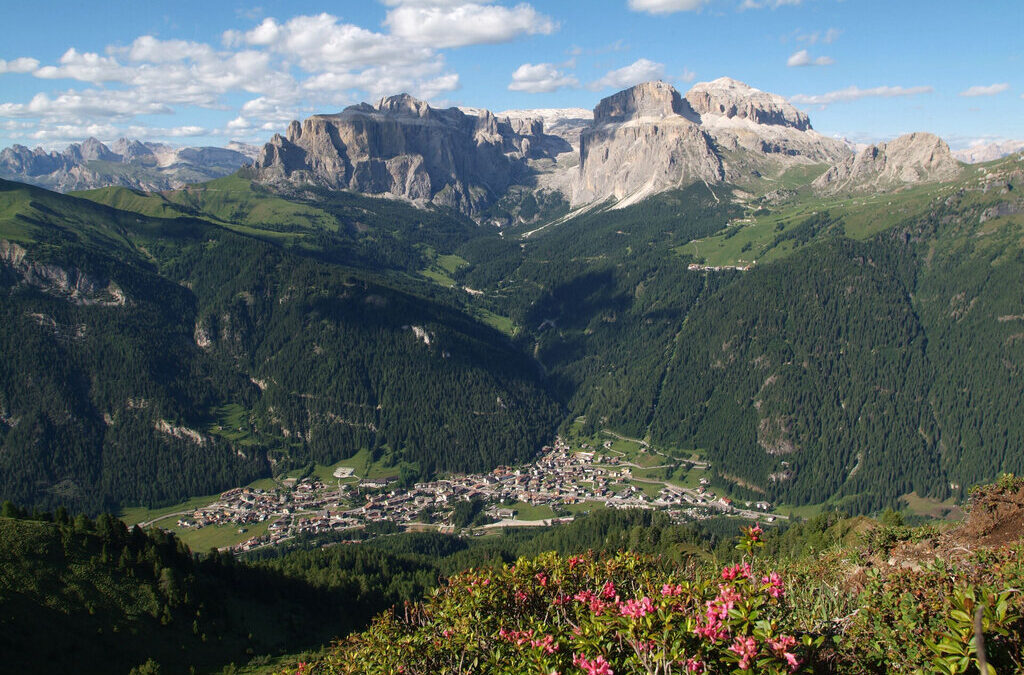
571, 81, 723, 206
685, 77, 851, 181
813, 132, 963, 194
252, 94, 565, 217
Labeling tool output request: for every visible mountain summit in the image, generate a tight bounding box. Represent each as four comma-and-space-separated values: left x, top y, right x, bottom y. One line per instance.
252, 95, 568, 217
252, 78, 858, 216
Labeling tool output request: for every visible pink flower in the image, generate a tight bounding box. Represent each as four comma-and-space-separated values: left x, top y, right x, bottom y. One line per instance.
573, 653, 614, 675
730, 636, 758, 670
536, 572, 549, 587
601, 581, 616, 600
747, 524, 763, 542
661, 583, 684, 597
568, 555, 583, 570
768, 635, 800, 671
499, 627, 535, 646
762, 572, 785, 599
619, 597, 655, 619
721, 563, 752, 580
683, 658, 706, 673
515, 590, 528, 603
531, 634, 560, 654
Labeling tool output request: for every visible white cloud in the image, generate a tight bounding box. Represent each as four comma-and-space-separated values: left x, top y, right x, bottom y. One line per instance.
680, 68, 697, 83
627, 0, 708, 13
795, 28, 841, 45
790, 85, 934, 106
123, 36, 214, 63
0, 90, 173, 120
589, 58, 665, 90
787, 49, 834, 67
34, 48, 125, 83
0, 57, 41, 74
384, 3, 557, 49
508, 62, 578, 93
742, 0, 802, 8
958, 83, 1010, 97
232, 14, 432, 70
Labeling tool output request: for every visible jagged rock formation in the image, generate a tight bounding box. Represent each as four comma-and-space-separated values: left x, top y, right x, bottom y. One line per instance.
571, 81, 723, 206
685, 77, 850, 181
686, 77, 811, 130
252, 94, 568, 217
569, 79, 851, 207
813, 132, 963, 194
0, 239, 126, 306
0, 138, 254, 193
952, 140, 1024, 164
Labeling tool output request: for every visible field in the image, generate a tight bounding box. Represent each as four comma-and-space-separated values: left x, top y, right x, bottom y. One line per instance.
169, 518, 276, 552
506, 501, 555, 521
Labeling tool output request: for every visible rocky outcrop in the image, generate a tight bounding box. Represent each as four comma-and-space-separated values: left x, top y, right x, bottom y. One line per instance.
0, 138, 253, 193
571, 81, 723, 206
952, 140, 1024, 164
813, 132, 963, 195
684, 78, 851, 181
1, 239, 127, 306
252, 94, 568, 217
687, 77, 811, 131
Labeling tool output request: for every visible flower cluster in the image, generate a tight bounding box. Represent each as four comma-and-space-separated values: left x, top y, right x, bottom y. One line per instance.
299, 527, 813, 674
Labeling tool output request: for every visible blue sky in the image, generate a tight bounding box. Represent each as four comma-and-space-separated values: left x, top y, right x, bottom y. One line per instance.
0, 0, 1020, 150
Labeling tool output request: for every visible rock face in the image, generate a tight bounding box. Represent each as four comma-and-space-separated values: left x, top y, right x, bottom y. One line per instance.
813, 132, 963, 194
0, 239, 126, 306
572, 81, 723, 206
952, 140, 1024, 164
686, 77, 810, 131
252, 94, 567, 217
684, 77, 850, 181
0, 138, 254, 193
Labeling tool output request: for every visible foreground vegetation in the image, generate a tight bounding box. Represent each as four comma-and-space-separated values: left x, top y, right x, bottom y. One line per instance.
285, 476, 1024, 674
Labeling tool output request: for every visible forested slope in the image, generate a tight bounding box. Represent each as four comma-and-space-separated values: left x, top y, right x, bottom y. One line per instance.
0, 178, 559, 512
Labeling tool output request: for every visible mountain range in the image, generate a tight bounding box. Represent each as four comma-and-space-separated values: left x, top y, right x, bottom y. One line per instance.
0, 138, 258, 192
0, 77, 1022, 518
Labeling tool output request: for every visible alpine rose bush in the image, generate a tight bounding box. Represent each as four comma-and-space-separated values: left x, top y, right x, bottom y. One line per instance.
299, 527, 811, 674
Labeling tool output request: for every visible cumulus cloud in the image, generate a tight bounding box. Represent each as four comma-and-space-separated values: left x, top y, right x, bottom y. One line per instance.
0, 90, 173, 120
0, 5, 556, 145
589, 58, 665, 90
0, 57, 41, 74
627, 0, 708, 13
384, 3, 557, 49
958, 83, 1010, 97
790, 85, 933, 106
508, 62, 578, 93
787, 49, 834, 67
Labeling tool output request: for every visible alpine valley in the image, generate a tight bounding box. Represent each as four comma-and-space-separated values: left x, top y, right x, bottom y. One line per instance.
2, 77, 1024, 674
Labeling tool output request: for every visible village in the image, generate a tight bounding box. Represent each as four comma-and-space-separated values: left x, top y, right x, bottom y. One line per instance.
170, 437, 781, 553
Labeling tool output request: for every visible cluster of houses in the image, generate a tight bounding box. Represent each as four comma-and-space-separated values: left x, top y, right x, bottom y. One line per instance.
172, 436, 778, 553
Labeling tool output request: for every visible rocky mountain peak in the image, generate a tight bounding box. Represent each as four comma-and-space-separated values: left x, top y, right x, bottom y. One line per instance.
376, 93, 432, 118
593, 81, 698, 125
813, 131, 962, 194
74, 137, 119, 163
685, 77, 811, 131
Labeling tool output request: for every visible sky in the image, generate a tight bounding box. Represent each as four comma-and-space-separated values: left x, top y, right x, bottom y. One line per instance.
0, 0, 1021, 151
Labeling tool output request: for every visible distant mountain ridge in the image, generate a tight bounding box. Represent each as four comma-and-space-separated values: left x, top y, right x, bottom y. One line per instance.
253, 78, 859, 216
0, 137, 256, 192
